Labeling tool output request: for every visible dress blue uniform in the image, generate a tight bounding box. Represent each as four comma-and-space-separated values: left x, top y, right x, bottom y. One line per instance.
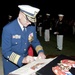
56, 14, 65, 50
2, 19, 44, 75
2, 5, 44, 75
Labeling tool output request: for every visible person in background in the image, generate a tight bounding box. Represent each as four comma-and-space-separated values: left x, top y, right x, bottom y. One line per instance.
43, 13, 50, 42
54, 14, 65, 51
73, 20, 75, 35
8, 15, 13, 23
38, 15, 43, 36
1, 5, 46, 75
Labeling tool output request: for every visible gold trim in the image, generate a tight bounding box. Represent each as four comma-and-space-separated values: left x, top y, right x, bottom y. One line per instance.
35, 45, 43, 53
14, 55, 20, 64
9, 52, 20, 64
21, 11, 36, 22
27, 16, 36, 22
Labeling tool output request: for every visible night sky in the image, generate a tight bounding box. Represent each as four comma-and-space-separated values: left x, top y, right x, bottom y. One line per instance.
0, 0, 75, 37
0, 0, 75, 25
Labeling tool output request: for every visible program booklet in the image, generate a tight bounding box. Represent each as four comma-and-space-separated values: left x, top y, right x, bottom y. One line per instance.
8, 57, 55, 75
36, 55, 75, 75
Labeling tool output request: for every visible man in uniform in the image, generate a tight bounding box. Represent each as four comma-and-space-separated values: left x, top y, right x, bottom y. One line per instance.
54, 14, 65, 51
38, 15, 43, 36
1, 5, 46, 75
43, 13, 50, 42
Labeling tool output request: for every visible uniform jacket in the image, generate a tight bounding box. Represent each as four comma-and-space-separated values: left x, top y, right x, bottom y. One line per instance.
56, 20, 65, 35
2, 19, 44, 75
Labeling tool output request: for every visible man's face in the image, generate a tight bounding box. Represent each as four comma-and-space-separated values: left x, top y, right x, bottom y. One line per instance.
59, 16, 63, 21
18, 11, 31, 27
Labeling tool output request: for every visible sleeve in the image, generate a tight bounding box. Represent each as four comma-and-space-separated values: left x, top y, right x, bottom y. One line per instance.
2, 27, 24, 67
31, 26, 44, 54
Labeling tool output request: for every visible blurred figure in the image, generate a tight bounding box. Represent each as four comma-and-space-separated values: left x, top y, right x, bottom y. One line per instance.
38, 15, 43, 36
43, 13, 50, 42
8, 15, 13, 23
73, 20, 75, 35
54, 14, 65, 51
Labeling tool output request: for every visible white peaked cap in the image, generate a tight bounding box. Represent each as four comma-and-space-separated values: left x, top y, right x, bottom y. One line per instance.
18, 5, 40, 18
46, 13, 50, 16
58, 14, 64, 17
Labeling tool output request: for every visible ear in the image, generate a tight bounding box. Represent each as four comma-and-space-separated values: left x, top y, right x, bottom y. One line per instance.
18, 11, 23, 19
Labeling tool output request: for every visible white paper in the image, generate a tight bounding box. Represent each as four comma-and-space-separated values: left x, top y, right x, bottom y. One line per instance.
8, 57, 56, 75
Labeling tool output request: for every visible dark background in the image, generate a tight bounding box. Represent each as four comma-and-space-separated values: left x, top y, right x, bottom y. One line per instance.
0, 0, 75, 19
0, 0, 75, 56
0, 0, 75, 29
